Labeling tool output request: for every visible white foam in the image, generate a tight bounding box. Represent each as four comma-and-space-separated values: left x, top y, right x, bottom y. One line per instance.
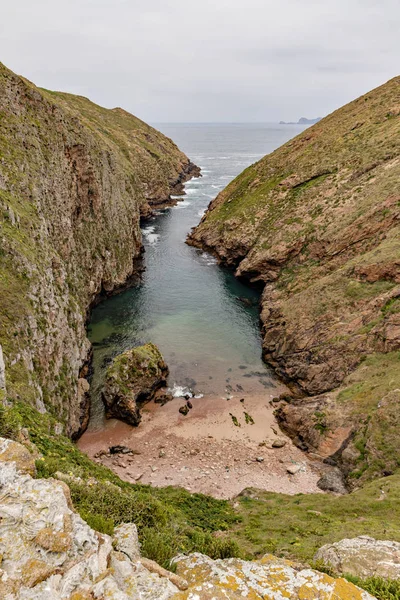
146, 233, 159, 244
168, 384, 190, 398
185, 188, 197, 195
173, 200, 190, 209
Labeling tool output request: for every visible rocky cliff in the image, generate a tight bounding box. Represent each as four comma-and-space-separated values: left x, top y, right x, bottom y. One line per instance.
0, 62, 198, 436
189, 77, 400, 482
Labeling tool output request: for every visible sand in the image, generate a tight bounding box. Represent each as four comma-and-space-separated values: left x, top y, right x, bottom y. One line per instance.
78, 389, 325, 499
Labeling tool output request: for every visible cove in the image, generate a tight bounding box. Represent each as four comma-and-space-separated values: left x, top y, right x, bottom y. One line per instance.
86, 123, 307, 430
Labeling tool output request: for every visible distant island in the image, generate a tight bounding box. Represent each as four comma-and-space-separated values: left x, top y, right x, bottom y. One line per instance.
279, 116, 322, 124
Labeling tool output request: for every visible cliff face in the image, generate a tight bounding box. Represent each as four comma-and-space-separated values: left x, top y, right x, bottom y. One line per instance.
189, 77, 400, 482
0, 62, 197, 436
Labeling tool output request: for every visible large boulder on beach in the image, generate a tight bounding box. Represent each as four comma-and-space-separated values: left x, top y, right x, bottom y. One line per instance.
102, 343, 168, 426
315, 536, 400, 580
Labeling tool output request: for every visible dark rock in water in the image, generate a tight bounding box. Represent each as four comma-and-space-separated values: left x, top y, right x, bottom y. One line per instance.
186, 400, 193, 409
236, 384, 244, 392
240, 398, 245, 403
101, 356, 113, 369
238, 365, 248, 370
102, 343, 168, 426
237, 297, 254, 307
184, 393, 191, 400
179, 405, 189, 416
109, 445, 132, 455
317, 469, 348, 494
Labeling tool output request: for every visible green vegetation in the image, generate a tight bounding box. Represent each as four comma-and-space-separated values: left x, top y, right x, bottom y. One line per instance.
344, 575, 400, 600
231, 476, 400, 563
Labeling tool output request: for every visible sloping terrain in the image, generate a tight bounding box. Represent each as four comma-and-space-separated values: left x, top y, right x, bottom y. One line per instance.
0, 62, 197, 436
189, 77, 400, 482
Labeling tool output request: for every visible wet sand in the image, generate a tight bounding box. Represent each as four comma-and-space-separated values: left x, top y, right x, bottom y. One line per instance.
78, 388, 324, 499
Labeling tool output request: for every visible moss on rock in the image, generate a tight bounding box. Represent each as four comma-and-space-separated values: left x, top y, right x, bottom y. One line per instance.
102, 343, 169, 425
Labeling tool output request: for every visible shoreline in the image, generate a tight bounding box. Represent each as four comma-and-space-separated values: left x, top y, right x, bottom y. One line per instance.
78, 389, 325, 499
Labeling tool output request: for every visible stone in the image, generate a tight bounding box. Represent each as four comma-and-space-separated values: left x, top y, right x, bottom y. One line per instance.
315, 536, 400, 580
102, 343, 169, 426
113, 523, 141, 561
256, 456, 264, 463
172, 552, 376, 599
0, 437, 36, 476
179, 405, 189, 416
0, 344, 5, 392
317, 468, 348, 494
272, 438, 287, 448
109, 445, 133, 455
287, 464, 301, 474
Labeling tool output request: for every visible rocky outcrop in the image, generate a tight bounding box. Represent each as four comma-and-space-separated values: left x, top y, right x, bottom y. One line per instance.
0, 62, 197, 436
189, 76, 400, 483
102, 343, 168, 425
0, 437, 377, 600
0, 438, 182, 599
315, 536, 400, 580
173, 553, 376, 599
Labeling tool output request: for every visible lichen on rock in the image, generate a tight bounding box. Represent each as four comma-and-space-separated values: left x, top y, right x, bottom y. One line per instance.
315, 536, 400, 580
102, 343, 169, 425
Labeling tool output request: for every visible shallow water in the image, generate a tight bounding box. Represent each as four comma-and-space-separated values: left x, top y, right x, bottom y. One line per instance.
87, 123, 307, 429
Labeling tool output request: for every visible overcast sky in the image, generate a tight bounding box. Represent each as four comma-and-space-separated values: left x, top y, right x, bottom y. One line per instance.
1, 0, 399, 122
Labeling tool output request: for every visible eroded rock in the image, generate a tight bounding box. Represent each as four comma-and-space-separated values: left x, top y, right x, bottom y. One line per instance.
102, 343, 168, 426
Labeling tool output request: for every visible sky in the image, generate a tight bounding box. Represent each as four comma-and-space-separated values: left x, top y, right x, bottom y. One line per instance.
1, 0, 399, 122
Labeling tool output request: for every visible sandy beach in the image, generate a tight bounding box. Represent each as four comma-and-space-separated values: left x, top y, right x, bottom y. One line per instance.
78, 389, 324, 499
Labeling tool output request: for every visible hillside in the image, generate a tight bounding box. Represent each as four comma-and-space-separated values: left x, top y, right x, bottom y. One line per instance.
0, 62, 198, 437
189, 77, 400, 483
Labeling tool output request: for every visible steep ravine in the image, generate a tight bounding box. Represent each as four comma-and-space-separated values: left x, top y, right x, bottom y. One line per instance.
189, 76, 400, 484
0, 62, 198, 437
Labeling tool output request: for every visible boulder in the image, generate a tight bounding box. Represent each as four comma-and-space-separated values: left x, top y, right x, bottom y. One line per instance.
113, 523, 141, 561
102, 343, 168, 426
315, 536, 400, 579
172, 552, 376, 599
317, 468, 348, 494
0, 437, 36, 476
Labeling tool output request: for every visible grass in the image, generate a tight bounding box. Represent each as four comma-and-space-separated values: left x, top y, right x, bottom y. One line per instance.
231, 473, 400, 563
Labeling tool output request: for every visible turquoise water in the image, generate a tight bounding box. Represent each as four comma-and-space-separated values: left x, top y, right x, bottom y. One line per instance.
87, 123, 307, 429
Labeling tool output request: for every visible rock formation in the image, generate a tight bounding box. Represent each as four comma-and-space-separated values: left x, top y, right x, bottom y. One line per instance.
0, 62, 198, 437
102, 343, 168, 425
315, 536, 400, 580
188, 76, 400, 483
0, 437, 377, 599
